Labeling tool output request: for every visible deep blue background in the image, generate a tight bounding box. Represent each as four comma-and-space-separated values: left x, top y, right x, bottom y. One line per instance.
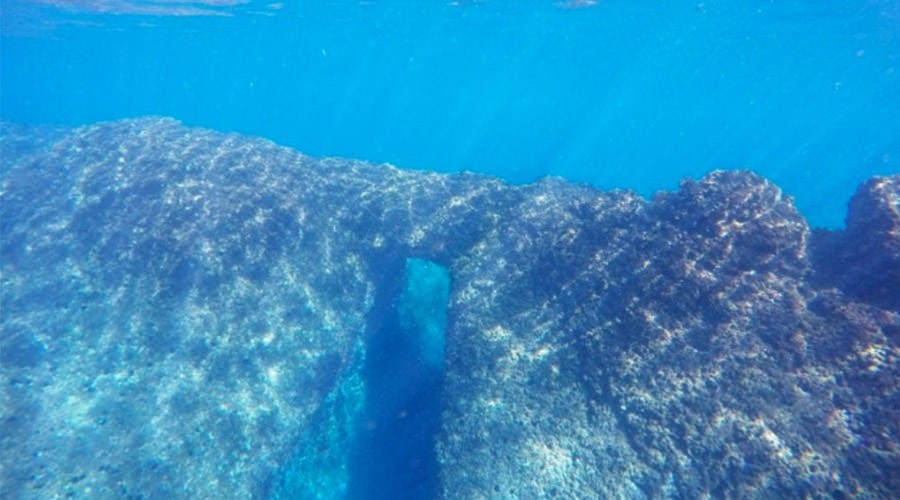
2, 0, 899, 227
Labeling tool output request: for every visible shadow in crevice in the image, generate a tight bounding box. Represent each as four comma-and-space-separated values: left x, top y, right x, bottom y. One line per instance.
347, 258, 450, 500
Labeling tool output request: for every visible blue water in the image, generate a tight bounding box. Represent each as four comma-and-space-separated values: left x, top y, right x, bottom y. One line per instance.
2, 4, 900, 498
2, 0, 899, 227
348, 258, 449, 500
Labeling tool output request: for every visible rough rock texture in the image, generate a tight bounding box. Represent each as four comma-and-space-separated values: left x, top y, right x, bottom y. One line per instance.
1, 118, 898, 499
1, 119, 377, 499
812, 176, 900, 311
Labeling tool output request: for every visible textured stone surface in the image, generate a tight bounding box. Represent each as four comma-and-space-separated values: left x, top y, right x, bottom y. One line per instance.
1, 118, 898, 499
812, 176, 900, 311
1, 118, 376, 498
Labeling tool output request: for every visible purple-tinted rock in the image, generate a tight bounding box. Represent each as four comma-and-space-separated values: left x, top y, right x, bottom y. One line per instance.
813, 175, 900, 311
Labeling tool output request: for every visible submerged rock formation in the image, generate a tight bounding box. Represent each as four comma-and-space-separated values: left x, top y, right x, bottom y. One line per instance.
1, 117, 898, 499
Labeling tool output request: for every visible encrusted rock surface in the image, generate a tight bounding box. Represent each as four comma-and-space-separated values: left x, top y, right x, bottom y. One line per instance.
812, 176, 900, 311
1, 118, 898, 498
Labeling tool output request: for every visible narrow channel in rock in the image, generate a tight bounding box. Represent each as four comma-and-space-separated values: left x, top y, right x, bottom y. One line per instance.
347, 258, 450, 500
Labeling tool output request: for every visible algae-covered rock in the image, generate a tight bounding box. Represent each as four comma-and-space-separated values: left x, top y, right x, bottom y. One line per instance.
2, 118, 897, 499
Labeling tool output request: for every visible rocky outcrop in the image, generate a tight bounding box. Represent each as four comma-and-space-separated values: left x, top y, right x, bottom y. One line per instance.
812, 176, 900, 311
1, 118, 897, 499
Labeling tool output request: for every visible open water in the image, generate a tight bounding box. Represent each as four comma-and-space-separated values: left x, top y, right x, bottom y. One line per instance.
3, 0, 899, 227
2, 2, 900, 499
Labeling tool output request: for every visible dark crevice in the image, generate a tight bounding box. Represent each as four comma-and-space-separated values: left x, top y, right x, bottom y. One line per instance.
347, 258, 450, 500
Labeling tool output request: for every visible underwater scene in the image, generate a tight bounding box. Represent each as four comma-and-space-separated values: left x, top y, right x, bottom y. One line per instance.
1, 1, 899, 499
